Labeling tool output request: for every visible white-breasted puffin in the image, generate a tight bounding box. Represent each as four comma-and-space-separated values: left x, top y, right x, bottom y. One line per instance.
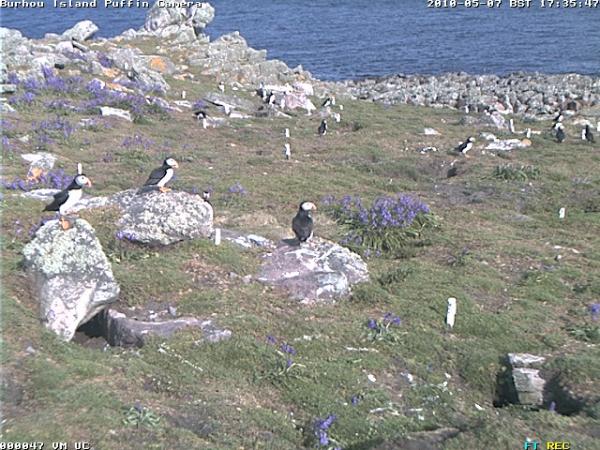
318, 119, 328, 136
44, 174, 92, 230
321, 97, 333, 108
555, 123, 566, 143
142, 157, 179, 193
292, 201, 317, 244
454, 136, 475, 156
583, 124, 595, 143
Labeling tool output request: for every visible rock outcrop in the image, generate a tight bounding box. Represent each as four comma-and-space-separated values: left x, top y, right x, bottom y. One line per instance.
61, 20, 99, 41
100, 309, 231, 348
22, 218, 120, 341
143, 1, 215, 37
258, 237, 369, 303
117, 190, 213, 245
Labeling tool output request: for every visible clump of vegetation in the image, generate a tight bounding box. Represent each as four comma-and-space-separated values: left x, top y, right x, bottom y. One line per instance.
493, 163, 540, 181
364, 313, 402, 343
123, 404, 161, 428
323, 194, 438, 257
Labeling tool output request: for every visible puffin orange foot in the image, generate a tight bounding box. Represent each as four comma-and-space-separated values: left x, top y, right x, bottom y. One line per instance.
159, 186, 171, 193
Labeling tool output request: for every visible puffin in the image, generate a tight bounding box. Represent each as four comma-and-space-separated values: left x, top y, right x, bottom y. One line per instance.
266, 92, 276, 105
256, 82, 268, 101
283, 143, 291, 160
553, 110, 564, 124
218, 81, 225, 93
318, 119, 328, 136
321, 97, 333, 108
202, 190, 212, 206
292, 201, 317, 244
555, 123, 566, 143
141, 157, 179, 193
583, 124, 595, 143
43, 173, 92, 230
454, 136, 475, 156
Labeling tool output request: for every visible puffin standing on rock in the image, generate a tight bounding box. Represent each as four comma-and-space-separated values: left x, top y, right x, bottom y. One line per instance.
292, 201, 317, 244
140, 157, 179, 193
43, 174, 92, 230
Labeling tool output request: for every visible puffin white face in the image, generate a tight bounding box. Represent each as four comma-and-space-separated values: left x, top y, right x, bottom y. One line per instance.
75, 174, 92, 187
467, 137, 475, 142
301, 201, 317, 211
165, 157, 179, 168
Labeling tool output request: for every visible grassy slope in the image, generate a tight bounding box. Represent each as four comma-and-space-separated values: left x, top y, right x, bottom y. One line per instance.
1, 37, 600, 449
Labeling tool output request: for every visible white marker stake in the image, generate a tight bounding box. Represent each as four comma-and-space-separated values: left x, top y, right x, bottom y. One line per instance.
526, 128, 531, 139
339, 104, 344, 111
509, 119, 515, 133
284, 128, 290, 138
214, 228, 221, 246
597, 121, 600, 133
77, 163, 83, 175
446, 297, 457, 329
202, 118, 208, 129
581, 128, 586, 140
284, 143, 291, 160
181, 90, 186, 100
559, 207, 566, 219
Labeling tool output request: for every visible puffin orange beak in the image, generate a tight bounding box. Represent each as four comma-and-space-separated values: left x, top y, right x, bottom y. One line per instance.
86, 180, 92, 187
173, 162, 180, 168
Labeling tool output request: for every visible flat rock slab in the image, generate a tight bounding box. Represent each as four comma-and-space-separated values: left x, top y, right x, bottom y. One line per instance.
117, 190, 213, 245
22, 218, 119, 341
101, 309, 231, 348
258, 237, 369, 303
486, 139, 531, 151
508, 353, 546, 369
221, 229, 275, 250
100, 106, 132, 121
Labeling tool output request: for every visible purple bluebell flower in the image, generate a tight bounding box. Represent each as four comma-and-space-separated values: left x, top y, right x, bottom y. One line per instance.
589, 303, 600, 320
367, 319, 377, 330
318, 430, 329, 446
351, 395, 360, 406
228, 182, 247, 195
280, 343, 296, 355
266, 335, 277, 345
286, 359, 293, 368
383, 313, 401, 326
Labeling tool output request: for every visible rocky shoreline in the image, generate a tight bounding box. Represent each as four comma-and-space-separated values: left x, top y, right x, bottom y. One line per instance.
1, 1, 599, 119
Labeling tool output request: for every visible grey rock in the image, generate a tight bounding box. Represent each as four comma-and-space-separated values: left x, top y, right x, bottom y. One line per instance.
374, 427, 461, 450
22, 219, 120, 341
99, 106, 133, 121
512, 368, 545, 406
221, 229, 275, 250
0, 84, 16, 94
62, 20, 99, 41
21, 151, 56, 175
258, 237, 369, 303
485, 139, 531, 151
100, 309, 230, 347
508, 353, 546, 369
117, 190, 213, 245
144, 1, 214, 34
203, 92, 255, 112
54, 40, 74, 53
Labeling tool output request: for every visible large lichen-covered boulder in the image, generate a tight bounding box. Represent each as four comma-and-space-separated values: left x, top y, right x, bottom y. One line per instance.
61, 20, 99, 41
117, 190, 213, 245
258, 237, 369, 303
143, 1, 214, 35
22, 219, 120, 341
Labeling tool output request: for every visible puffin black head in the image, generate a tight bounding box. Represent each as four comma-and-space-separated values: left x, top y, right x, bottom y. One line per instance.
299, 201, 317, 213
73, 174, 92, 188
163, 157, 179, 168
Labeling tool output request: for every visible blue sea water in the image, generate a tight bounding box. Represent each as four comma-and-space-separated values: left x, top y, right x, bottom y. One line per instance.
1, 0, 599, 80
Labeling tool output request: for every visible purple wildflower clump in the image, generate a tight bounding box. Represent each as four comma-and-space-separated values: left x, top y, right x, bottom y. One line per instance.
365, 312, 402, 342
7, 73, 20, 85
115, 230, 136, 241
1, 169, 71, 192
266, 335, 277, 345
122, 134, 154, 151
97, 52, 114, 68
228, 182, 247, 195
589, 303, 600, 321
323, 193, 436, 255
8, 91, 37, 107
41, 67, 84, 94
35, 117, 75, 141
280, 343, 297, 355
314, 414, 337, 447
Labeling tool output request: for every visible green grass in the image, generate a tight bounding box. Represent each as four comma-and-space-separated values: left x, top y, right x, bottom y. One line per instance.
1, 43, 599, 448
